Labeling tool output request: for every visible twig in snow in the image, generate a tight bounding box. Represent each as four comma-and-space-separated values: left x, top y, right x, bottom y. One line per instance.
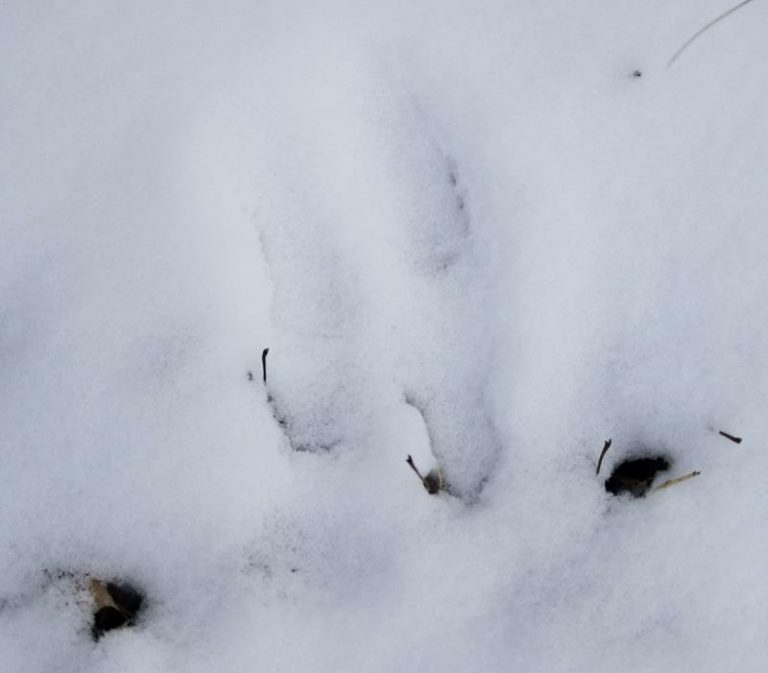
667, 0, 757, 68
406, 454, 425, 482
406, 455, 444, 495
719, 430, 742, 443
655, 470, 702, 491
596, 439, 612, 476
261, 348, 269, 384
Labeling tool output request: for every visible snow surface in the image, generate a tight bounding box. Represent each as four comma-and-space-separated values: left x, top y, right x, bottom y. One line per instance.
2, 1, 768, 671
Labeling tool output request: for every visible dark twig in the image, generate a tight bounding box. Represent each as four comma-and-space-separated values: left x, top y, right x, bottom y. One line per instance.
719, 430, 743, 444
596, 439, 612, 476
261, 348, 269, 384
406, 455, 444, 494
406, 455, 425, 483
667, 0, 757, 67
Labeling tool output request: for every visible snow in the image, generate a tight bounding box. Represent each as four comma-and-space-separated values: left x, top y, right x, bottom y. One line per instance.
2, 0, 768, 671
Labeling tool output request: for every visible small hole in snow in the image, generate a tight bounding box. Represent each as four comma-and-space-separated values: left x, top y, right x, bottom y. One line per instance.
90, 579, 144, 640
604, 455, 670, 498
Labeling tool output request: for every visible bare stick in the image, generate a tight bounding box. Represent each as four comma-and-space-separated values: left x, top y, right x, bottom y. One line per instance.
596, 439, 612, 476
261, 348, 269, 384
667, 0, 756, 68
406, 455, 426, 484
655, 470, 702, 491
719, 430, 742, 444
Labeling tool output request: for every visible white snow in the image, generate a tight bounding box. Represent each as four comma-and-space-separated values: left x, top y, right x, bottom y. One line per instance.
2, 1, 768, 671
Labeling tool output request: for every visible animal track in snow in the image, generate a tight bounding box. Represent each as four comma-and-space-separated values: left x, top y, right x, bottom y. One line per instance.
257, 195, 373, 453
251, 93, 504, 497
389, 125, 502, 500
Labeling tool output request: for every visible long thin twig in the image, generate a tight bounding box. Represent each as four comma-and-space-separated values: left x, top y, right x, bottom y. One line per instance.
667, 0, 757, 67
406, 455, 425, 484
596, 439, 612, 476
261, 348, 269, 384
655, 470, 702, 491
719, 430, 742, 444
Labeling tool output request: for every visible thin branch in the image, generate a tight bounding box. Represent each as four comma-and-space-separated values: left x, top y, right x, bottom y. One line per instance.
719, 430, 742, 444
655, 470, 702, 491
667, 0, 757, 68
261, 348, 269, 384
406, 455, 426, 483
596, 439, 612, 476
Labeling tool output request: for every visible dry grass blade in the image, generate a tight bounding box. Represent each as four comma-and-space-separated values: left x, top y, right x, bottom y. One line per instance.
655, 470, 702, 491
667, 0, 757, 67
